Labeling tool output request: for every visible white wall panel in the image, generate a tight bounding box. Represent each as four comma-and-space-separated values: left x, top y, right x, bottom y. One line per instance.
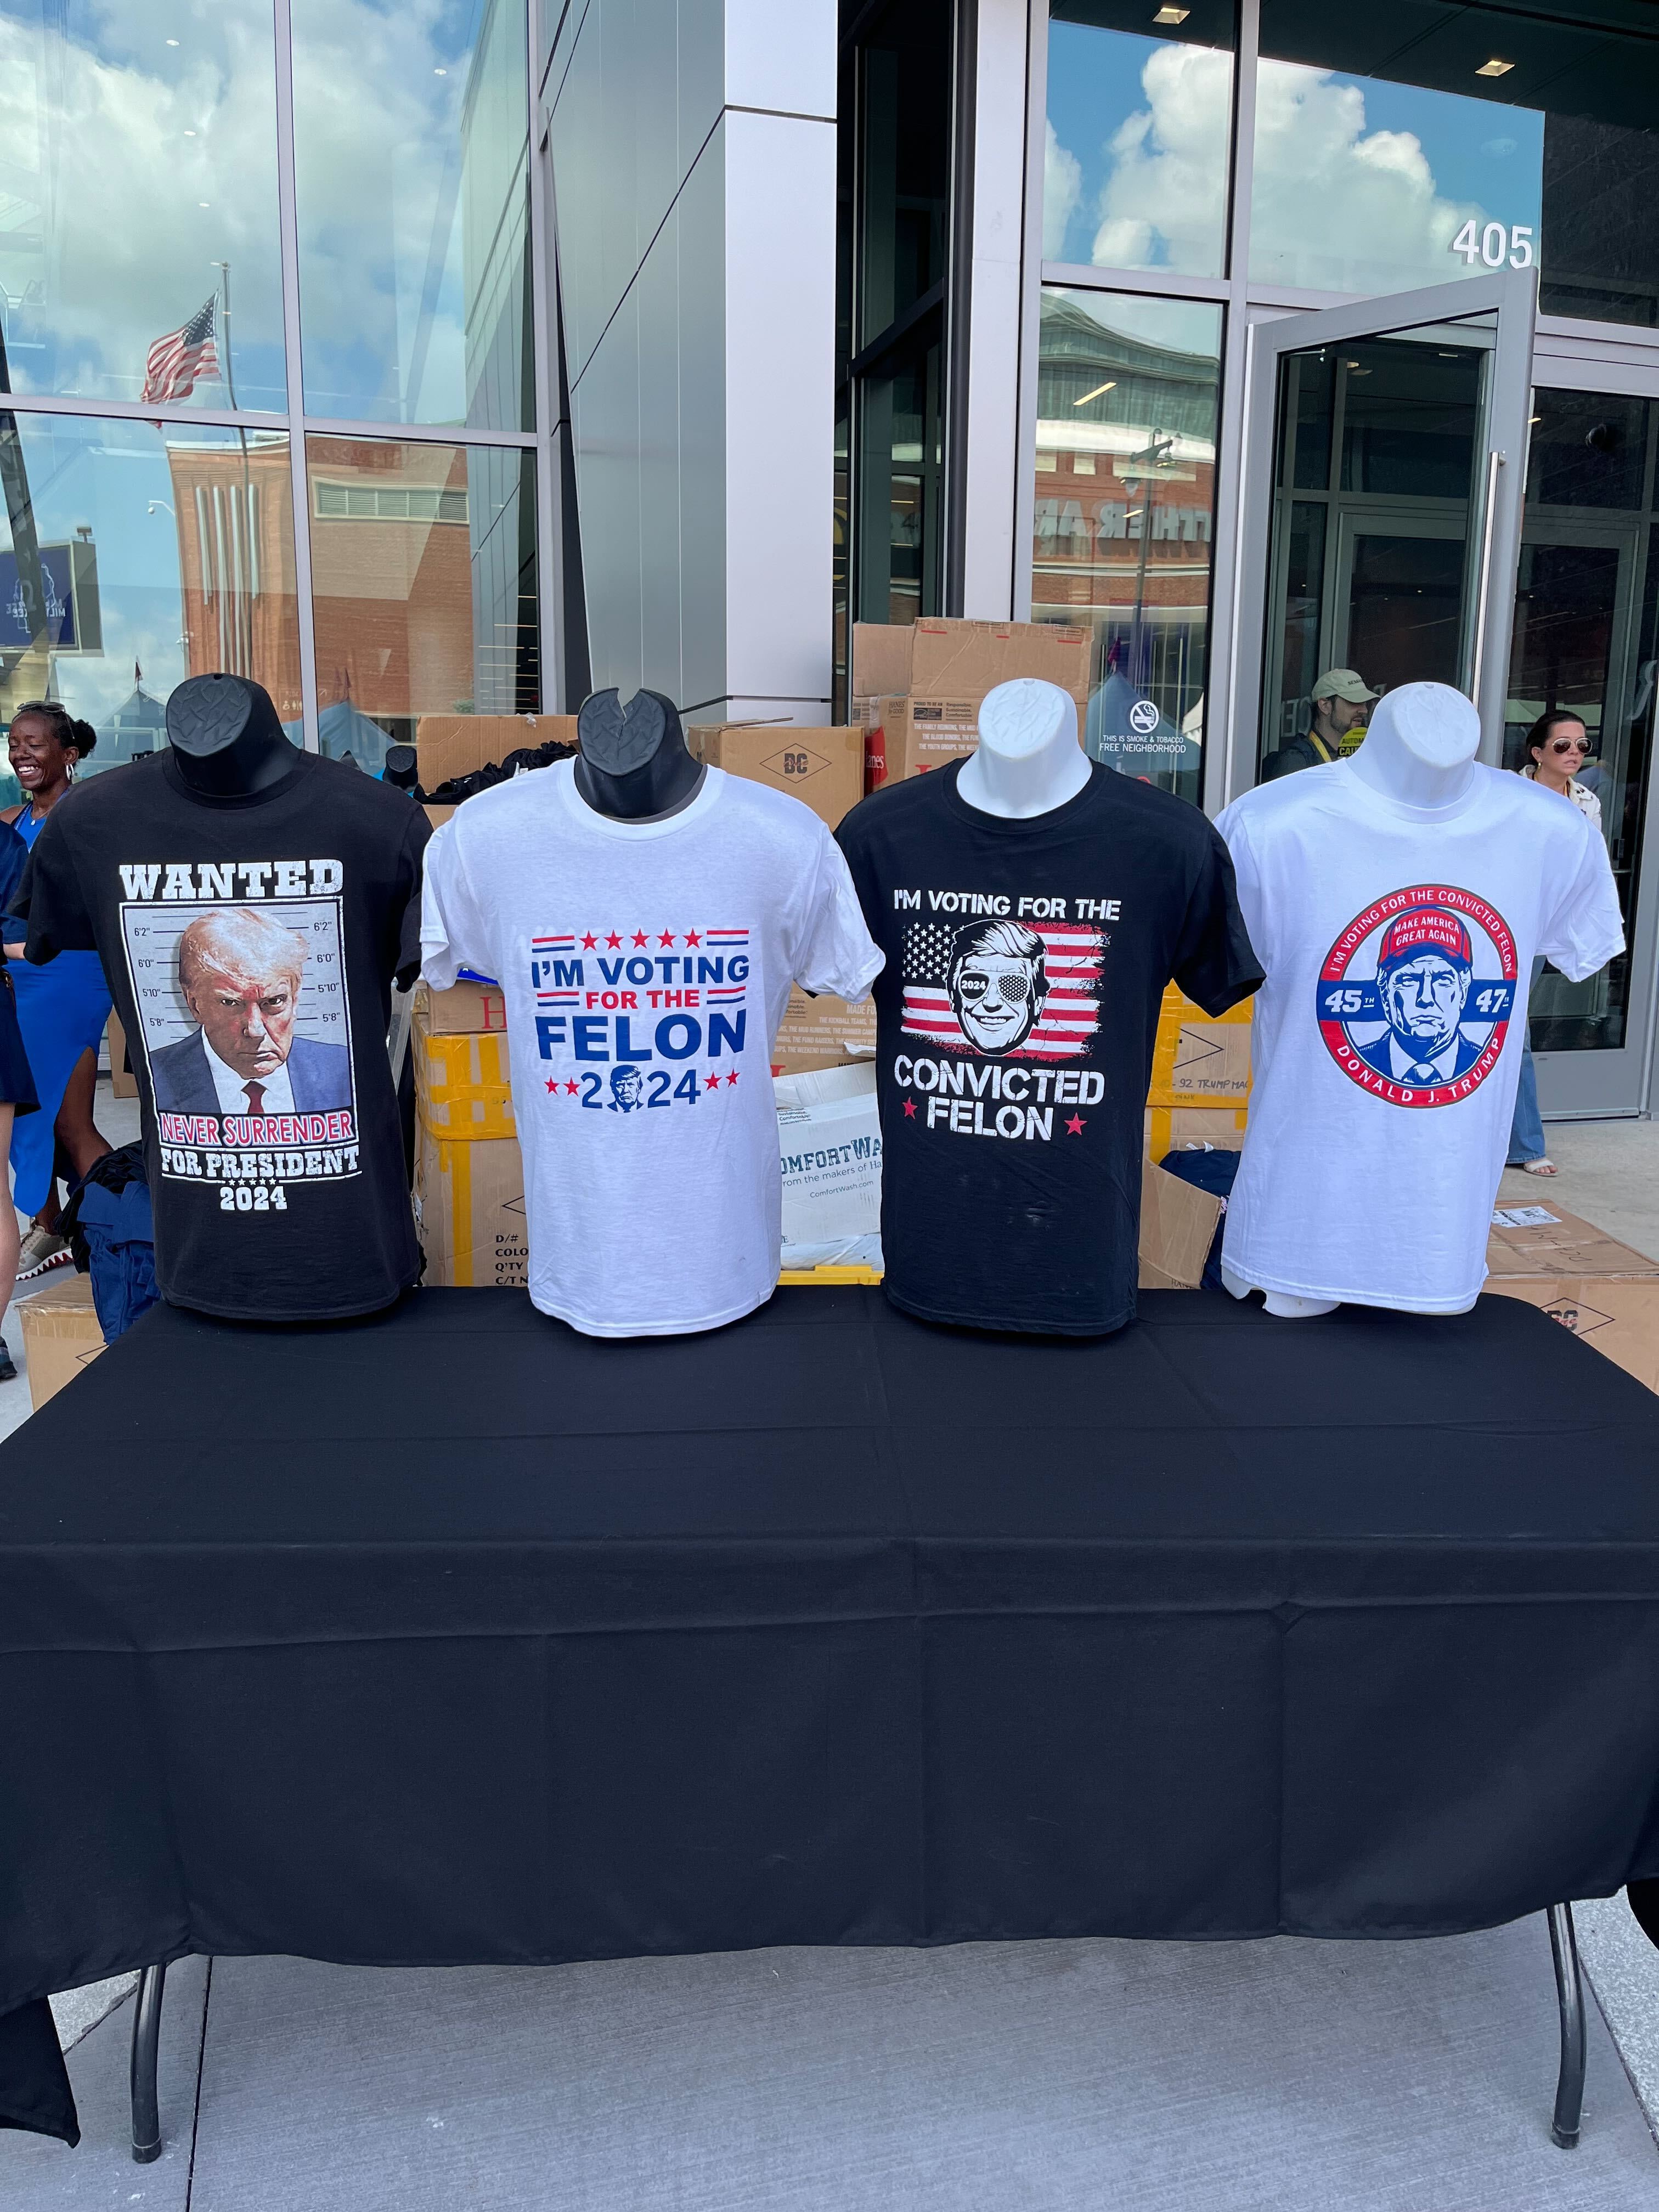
961, 0, 1031, 621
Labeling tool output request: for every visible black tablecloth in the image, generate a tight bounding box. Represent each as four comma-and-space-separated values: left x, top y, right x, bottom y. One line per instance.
7, 1285, 1659, 2145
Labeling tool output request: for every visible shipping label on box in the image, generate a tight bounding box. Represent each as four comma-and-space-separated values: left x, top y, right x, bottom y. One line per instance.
771, 985, 877, 1075
872, 696, 982, 785
687, 723, 863, 829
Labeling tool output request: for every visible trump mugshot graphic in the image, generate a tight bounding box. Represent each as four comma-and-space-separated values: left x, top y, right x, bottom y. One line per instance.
1316, 885, 1517, 1108
147, 906, 352, 1117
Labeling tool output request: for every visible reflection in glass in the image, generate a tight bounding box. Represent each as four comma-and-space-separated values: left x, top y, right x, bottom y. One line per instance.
1255, 1, 1659, 327
1032, 291, 1221, 805
0, 413, 298, 768
0, 0, 284, 410
291, 0, 532, 430
1045, 3, 1235, 280
1503, 392, 1659, 1051
304, 437, 537, 768
854, 0, 950, 353
1260, 332, 1487, 767
1251, 59, 1543, 295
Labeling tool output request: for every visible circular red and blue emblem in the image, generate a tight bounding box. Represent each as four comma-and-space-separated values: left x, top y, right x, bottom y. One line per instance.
1315, 883, 1518, 1108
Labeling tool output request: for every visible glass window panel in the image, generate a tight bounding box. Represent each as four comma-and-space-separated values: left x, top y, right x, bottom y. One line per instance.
0, 414, 299, 779
1526, 391, 1649, 512
291, 0, 532, 430
1256, 2, 1659, 326
304, 437, 538, 769
1032, 290, 1222, 805
855, 0, 951, 353
1337, 339, 1481, 500
0, 1, 284, 410
1046, 2, 1235, 280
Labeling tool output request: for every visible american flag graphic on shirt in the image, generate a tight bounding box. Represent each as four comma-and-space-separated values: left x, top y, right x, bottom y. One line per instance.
900, 916, 1104, 1060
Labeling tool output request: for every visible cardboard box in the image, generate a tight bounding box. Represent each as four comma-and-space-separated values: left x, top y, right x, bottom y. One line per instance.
417, 979, 506, 1035
688, 722, 862, 829
424, 804, 456, 832
19, 1270, 104, 1409
1146, 1105, 1249, 1158
853, 618, 1091, 710
415, 713, 579, 792
105, 1012, 138, 1099
1137, 1157, 1223, 1290
854, 619, 1093, 790
1148, 985, 1253, 1108
770, 986, 877, 1075
1483, 1201, 1659, 1391
411, 1007, 526, 1285
775, 1062, 882, 1264
414, 1122, 529, 1289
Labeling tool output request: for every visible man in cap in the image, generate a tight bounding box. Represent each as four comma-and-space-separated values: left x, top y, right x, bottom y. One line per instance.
1355, 907, 1484, 1086
1261, 669, 1379, 781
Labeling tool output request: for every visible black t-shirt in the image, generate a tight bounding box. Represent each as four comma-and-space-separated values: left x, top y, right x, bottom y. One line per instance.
19, 749, 430, 1321
836, 761, 1263, 1335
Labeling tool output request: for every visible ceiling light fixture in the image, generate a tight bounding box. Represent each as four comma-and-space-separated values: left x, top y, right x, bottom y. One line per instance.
1476, 57, 1514, 76
1153, 5, 1189, 21
1074, 381, 1116, 406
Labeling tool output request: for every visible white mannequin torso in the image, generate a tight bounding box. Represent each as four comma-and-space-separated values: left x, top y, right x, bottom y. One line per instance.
1225, 681, 1486, 1320
957, 678, 1091, 819
1347, 681, 1479, 810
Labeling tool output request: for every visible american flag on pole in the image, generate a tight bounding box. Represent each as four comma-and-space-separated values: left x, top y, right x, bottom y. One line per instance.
142, 294, 220, 404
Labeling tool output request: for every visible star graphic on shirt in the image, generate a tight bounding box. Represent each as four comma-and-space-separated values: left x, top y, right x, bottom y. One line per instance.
704, 1071, 720, 1091
902, 1098, 917, 1118
658, 930, 675, 947
683, 930, 701, 947
1065, 1113, 1086, 1135
725, 1069, 740, 1086
605, 931, 623, 949
580, 932, 597, 950
564, 1079, 579, 1096
545, 1077, 557, 1093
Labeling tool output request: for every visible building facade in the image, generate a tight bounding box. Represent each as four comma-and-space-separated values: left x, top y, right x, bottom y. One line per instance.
6, 0, 1659, 1116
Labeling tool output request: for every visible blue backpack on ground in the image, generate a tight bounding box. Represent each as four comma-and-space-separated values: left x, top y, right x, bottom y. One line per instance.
58, 1143, 159, 1344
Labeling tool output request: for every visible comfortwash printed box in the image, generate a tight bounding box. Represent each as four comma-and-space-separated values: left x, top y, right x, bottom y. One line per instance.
776, 1062, 883, 1269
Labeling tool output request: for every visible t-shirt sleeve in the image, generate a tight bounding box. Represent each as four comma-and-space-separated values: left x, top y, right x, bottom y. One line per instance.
792, 825, 885, 1002
1538, 815, 1625, 983
393, 804, 433, 989
0, 823, 28, 923
17, 809, 99, 960
419, 819, 490, 991
1171, 821, 1266, 1016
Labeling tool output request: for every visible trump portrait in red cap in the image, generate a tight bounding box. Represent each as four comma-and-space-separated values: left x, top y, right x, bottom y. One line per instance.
1355, 905, 1483, 1086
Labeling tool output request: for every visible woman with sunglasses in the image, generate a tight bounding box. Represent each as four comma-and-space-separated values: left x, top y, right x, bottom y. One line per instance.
1508, 712, 1605, 1176
0, 701, 114, 1278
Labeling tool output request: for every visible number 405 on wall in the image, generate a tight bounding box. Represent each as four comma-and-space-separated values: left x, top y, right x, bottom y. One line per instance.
1451, 220, 1534, 269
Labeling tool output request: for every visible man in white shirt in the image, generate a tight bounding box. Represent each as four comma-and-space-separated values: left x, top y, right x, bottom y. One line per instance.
149, 906, 352, 1118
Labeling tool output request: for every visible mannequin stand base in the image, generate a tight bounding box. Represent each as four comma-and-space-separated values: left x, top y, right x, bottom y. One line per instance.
1221, 1262, 1338, 1319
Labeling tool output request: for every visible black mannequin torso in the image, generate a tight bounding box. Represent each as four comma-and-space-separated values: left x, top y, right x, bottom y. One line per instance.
166, 674, 297, 798
574, 688, 704, 821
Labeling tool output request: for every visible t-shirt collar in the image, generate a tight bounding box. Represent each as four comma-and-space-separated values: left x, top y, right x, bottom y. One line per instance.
160, 748, 314, 810
937, 755, 1107, 837
558, 758, 727, 840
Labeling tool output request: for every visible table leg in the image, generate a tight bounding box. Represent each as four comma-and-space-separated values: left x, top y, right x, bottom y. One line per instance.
129, 1963, 166, 2164
1547, 1903, 1586, 2149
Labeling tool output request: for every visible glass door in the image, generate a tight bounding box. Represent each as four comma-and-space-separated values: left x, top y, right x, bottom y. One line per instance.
1230, 270, 1537, 791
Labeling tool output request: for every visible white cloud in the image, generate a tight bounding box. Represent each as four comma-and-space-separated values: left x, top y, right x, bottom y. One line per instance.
1043, 121, 1081, 263
1090, 43, 1232, 275
1250, 61, 1484, 291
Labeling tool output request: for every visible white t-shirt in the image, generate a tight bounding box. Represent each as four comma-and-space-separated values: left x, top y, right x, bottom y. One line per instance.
420, 761, 883, 1336
1216, 762, 1624, 1313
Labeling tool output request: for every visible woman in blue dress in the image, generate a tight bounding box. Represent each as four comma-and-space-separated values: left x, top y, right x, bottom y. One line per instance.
2, 703, 113, 1279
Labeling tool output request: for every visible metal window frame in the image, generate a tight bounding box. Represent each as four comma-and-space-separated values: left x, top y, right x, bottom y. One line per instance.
3, 0, 550, 752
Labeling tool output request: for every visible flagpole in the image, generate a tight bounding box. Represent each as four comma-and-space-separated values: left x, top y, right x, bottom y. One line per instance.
211, 261, 237, 410
212, 260, 255, 676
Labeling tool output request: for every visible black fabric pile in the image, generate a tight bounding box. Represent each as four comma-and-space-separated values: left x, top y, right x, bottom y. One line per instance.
418, 739, 578, 808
